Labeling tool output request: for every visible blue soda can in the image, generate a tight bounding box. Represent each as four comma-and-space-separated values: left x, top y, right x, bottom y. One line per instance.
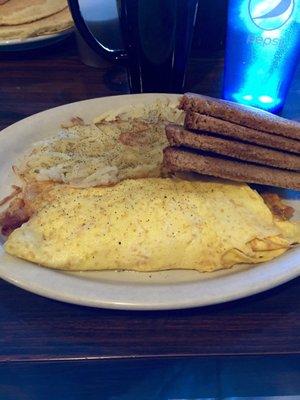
223, 0, 300, 113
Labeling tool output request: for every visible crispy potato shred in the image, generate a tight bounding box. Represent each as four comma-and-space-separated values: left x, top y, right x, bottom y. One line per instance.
60, 116, 85, 129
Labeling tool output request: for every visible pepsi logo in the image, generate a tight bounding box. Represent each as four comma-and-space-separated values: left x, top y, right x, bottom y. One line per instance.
249, 0, 294, 30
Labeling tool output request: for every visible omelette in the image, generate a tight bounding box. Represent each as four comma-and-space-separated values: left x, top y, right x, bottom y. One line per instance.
4, 178, 300, 272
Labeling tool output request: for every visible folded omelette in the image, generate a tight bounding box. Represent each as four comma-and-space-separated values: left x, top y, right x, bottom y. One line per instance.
4, 178, 300, 272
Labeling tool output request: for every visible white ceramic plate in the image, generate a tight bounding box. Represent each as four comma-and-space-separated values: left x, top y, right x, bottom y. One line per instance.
0, 28, 73, 51
0, 93, 300, 310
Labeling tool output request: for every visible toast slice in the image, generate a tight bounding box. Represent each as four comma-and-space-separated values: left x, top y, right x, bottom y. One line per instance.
163, 147, 300, 190
166, 124, 300, 171
185, 112, 300, 154
180, 93, 300, 140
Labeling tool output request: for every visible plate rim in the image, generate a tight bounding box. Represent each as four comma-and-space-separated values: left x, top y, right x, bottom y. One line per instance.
0, 252, 299, 310
0, 93, 299, 310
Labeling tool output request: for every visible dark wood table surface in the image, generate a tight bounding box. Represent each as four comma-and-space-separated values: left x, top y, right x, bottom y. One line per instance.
0, 36, 300, 364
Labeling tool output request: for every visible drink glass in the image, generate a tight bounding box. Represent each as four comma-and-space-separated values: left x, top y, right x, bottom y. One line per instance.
68, 0, 199, 94
223, 0, 300, 113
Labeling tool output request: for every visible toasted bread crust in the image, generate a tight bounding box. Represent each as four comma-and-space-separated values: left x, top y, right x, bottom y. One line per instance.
163, 147, 300, 190
166, 124, 300, 171
185, 112, 300, 154
180, 93, 300, 140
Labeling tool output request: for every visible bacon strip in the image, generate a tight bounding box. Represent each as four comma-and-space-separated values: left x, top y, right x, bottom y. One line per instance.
0, 181, 54, 236
0, 198, 30, 236
0, 185, 22, 207
262, 193, 294, 221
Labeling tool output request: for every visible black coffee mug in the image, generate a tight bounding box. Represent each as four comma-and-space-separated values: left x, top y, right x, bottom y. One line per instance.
68, 0, 199, 93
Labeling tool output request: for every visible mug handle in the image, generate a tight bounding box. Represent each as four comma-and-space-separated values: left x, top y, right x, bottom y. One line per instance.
68, 0, 128, 62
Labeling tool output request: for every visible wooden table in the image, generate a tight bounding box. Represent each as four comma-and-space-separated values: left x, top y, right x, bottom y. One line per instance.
0, 36, 300, 399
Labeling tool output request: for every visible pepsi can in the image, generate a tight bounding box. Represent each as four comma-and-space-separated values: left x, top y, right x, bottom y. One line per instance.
223, 0, 300, 113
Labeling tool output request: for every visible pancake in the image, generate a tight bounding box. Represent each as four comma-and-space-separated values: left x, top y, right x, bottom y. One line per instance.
163, 147, 300, 190
4, 178, 300, 272
0, 0, 68, 26
0, 7, 73, 40
180, 93, 300, 140
166, 124, 300, 171
185, 112, 300, 154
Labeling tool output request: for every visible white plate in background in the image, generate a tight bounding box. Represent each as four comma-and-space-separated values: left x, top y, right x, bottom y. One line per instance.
0, 28, 73, 51
0, 93, 299, 310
